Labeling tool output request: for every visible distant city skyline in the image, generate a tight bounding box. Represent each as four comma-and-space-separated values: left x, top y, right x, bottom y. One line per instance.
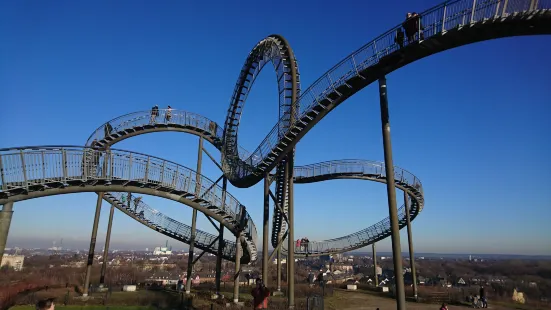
1, 0, 550, 256
5, 232, 551, 257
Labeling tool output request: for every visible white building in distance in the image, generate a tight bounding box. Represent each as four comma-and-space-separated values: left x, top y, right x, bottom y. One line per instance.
1, 254, 25, 271
153, 247, 172, 255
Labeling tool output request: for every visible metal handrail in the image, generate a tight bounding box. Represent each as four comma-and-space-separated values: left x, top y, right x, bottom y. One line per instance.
84, 111, 261, 261
103, 192, 238, 259
281, 159, 424, 255
0, 146, 257, 261
85, 109, 254, 163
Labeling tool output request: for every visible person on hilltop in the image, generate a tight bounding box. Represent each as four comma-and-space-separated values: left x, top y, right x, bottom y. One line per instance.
480, 285, 488, 308
251, 278, 270, 309
36, 298, 55, 310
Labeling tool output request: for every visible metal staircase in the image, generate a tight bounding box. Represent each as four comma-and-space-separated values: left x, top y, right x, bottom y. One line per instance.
270, 164, 288, 247
101, 192, 246, 262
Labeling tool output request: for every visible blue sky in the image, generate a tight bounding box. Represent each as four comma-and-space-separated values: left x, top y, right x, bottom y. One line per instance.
1, 0, 550, 256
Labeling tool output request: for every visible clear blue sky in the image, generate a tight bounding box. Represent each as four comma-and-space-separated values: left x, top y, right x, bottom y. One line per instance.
1, 0, 550, 256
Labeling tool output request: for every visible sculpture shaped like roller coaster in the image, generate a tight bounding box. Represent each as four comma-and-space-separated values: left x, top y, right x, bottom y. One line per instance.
0, 0, 550, 306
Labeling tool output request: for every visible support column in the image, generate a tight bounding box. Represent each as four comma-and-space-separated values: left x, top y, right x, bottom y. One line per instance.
277, 239, 282, 292
215, 177, 227, 295
262, 175, 270, 286
372, 243, 378, 287
99, 203, 115, 285
186, 136, 203, 294
0, 202, 14, 260
83, 193, 104, 297
378, 76, 406, 310
233, 232, 242, 303
404, 191, 418, 299
286, 157, 295, 309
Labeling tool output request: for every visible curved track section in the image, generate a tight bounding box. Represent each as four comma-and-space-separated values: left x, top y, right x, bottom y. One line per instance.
84, 113, 425, 257
0, 146, 256, 263
282, 160, 424, 256
220, 0, 551, 189
85, 111, 255, 262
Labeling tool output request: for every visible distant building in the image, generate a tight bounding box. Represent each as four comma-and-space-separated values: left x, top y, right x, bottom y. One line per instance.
1, 254, 25, 271
153, 241, 173, 255
153, 247, 172, 255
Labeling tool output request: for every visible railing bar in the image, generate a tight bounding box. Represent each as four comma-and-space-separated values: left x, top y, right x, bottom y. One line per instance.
20, 150, 28, 190
144, 156, 150, 183
0, 155, 5, 191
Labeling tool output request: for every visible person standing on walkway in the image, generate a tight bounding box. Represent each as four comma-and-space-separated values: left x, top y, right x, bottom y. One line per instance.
150, 105, 159, 124
165, 105, 172, 123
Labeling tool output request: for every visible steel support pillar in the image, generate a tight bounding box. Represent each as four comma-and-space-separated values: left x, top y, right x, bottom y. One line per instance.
286, 156, 295, 309
404, 191, 418, 299
378, 76, 406, 310
215, 177, 227, 295
262, 175, 270, 286
186, 137, 203, 294
83, 193, 104, 297
373, 242, 378, 287
0, 202, 14, 261
277, 238, 282, 292
99, 203, 115, 285
233, 232, 242, 303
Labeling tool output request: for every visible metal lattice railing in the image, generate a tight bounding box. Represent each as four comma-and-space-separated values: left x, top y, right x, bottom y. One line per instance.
0, 146, 257, 261
279, 159, 424, 255
83, 111, 260, 261
103, 192, 238, 260
86, 110, 222, 146
85, 109, 253, 162
223, 0, 550, 178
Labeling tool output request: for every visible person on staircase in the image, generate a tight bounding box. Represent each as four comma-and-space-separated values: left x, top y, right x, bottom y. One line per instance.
403, 12, 423, 44
104, 123, 113, 138
133, 196, 142, 212
395, 27, 405, 49
150, 105, 159, 124
164, 105, 172, 123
